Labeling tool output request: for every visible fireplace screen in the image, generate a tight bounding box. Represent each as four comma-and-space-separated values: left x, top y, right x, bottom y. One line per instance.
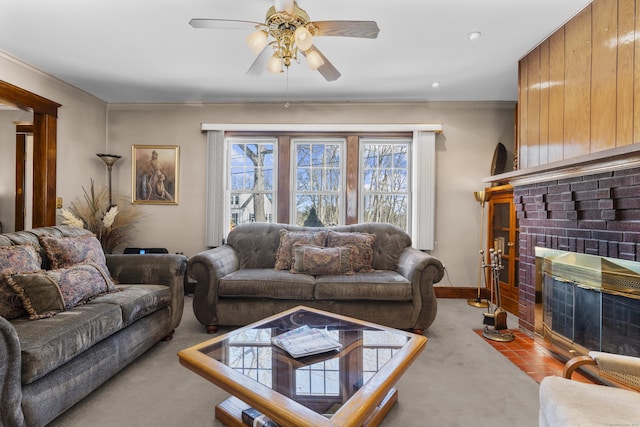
538, 248, 640, 358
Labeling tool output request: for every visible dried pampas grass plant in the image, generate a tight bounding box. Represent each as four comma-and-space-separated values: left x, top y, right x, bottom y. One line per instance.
60, 179, 143, 253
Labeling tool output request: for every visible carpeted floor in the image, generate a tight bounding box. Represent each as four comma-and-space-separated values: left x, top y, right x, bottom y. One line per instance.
49, 298, 540, 427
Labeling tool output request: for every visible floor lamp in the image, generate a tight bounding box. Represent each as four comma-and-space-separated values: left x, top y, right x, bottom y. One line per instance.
97, 153, 122, 208
468, 189, 489, 308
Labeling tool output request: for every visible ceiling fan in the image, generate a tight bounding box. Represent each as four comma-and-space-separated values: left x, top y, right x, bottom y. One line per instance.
189, 0, 380, 81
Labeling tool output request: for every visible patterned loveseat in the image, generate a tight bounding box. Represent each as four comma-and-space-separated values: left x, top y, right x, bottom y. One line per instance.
188, 222, 444, 334
0, 226, 187, 427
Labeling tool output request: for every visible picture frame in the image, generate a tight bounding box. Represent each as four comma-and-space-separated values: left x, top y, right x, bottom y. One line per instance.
132, 145, 179, 205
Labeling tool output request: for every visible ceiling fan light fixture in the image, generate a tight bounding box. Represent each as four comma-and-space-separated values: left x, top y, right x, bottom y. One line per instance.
274, 0, 294, 14
294, 26, 314, 51
190, 1, 379, 82
267, 55, 283, 73
305, 49, 325, 70
246, 30, 268, 54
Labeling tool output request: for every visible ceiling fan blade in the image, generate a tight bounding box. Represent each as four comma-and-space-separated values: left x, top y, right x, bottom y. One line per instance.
189, 18, 262, 30
246, 45, 273, 77
302, 46, 341, 82
313, 21, 380, 39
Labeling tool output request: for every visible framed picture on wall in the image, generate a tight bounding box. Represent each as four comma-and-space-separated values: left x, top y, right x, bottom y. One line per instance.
132, 145, 179, 205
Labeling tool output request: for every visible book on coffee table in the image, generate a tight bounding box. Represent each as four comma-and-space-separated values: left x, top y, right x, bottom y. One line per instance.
241, 407, 280, 427
271, 325, 342, 358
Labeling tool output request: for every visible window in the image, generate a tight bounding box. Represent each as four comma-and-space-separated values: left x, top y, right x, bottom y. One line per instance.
227, 138, 276, 229
205, 127, 436, 250
360, 139, 411, 231
293, 138, 345, 227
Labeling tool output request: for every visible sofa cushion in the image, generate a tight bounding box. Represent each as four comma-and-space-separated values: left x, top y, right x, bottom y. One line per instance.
90, 284, 171, 326
539, 376, 640, 427
314, 271, 412, 301
39, 233, 109, 273
291, 245, 353, 275
11, 302, 124, 384
326, 231, 375, 272
0, 245, 42, 319
274, 230, 328, 271
219, 268, 315, 300
8, 262, 117, 320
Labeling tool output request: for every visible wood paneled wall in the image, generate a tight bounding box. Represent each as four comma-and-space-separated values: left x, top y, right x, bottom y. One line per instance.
518, 0, 640, 169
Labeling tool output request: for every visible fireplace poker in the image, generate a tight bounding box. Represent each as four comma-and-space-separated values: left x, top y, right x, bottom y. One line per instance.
481, 249, 514, 342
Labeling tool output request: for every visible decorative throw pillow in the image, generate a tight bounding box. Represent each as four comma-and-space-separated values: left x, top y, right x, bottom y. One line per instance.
7, 262, 117, 320
326, 231, 376, 272
0, 272, 28, 319
291, 245, 353, 275
0, 244, 42, 273
0, 245, 42, 319
274, 230, 328, 270
39, 233, 108, 272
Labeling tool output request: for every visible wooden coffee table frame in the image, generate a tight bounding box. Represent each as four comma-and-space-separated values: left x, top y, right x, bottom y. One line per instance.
178, 306, 427, 427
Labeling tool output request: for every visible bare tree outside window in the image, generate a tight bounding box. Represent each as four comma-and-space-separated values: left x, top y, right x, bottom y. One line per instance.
229, 140, 275, 228
294, 140, 343, 226
225, 136, 413, 235
361, 141, 410, 231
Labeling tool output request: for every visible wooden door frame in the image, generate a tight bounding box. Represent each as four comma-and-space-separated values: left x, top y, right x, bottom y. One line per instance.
14, 124, 32, 231
0, 80, 61, 228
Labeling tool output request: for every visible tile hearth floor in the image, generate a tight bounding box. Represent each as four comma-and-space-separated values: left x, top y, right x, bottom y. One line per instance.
475, 329, 597, 385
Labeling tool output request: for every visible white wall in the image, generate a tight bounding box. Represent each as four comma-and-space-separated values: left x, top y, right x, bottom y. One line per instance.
107, 101, 515, 287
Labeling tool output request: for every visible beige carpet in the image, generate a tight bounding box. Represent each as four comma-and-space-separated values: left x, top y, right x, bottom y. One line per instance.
49, 298, 539, 427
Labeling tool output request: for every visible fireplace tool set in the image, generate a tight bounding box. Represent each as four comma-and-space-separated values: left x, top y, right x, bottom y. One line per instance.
480, 249, 515, 342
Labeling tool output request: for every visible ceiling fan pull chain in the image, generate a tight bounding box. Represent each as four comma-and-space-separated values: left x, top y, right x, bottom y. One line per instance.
285, 68, 290, 108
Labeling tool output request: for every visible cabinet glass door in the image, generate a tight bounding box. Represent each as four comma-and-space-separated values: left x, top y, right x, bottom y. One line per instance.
487, 186, 518, 315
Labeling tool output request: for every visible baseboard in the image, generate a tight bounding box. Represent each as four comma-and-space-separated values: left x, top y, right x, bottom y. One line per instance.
435, 286, 488, 299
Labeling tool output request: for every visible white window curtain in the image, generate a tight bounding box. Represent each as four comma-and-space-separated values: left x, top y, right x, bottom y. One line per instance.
203, 125, 439, 249
205, 130, 225, 247
411, 131, 436, 250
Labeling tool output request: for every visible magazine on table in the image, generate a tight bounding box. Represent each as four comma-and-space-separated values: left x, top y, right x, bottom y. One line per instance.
271, 325, 342, 358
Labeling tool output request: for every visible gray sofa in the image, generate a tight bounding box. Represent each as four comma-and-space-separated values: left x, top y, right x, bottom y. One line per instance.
188, 222, 444, 334
0, 226, 187, 427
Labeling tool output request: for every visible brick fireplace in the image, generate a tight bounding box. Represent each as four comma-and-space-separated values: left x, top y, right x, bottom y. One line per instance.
513, 166, 640, 334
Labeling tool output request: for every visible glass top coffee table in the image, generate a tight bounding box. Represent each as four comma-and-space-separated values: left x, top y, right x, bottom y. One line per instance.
178, 306, 427, 427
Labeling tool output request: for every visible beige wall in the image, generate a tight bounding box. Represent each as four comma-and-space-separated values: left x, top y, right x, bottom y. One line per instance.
0, 51, 108, 233
1, 50, 515, 287
108, 101, 515, 287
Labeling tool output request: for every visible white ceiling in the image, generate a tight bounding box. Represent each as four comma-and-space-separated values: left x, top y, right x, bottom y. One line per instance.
0, 0, 592, 104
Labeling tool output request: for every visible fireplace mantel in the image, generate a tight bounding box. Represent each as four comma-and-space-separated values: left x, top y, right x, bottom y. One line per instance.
484, 142, 640, 186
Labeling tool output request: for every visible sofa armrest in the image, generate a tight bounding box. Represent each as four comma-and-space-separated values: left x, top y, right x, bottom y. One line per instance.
187, 246, 239, 330
397, 247, 445, 282
106, 253, 187, 330
0, 316, 25, 427
563, 352, 640, 392
397, 247, 445, 331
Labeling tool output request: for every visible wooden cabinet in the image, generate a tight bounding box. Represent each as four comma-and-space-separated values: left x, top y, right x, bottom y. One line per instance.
486, 185, 519, 316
